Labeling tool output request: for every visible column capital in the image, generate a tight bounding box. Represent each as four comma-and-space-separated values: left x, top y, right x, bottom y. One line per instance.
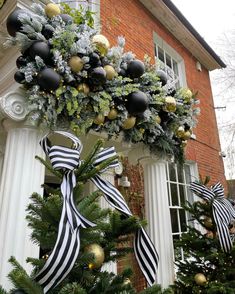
0, 88, 28, 122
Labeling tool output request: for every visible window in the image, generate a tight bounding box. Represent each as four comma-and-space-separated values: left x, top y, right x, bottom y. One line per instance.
166, 162, 197, 261
153, 32, 187, 89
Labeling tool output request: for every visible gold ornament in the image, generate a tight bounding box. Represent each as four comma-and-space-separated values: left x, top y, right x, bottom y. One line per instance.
139, 128, 145, 134
176, 126, 185, 138
164, 96, 176, 112
123, 278, 131, 286
155, 115, 161, 124
194, 273, 207, 286
104, 65, 116, 80
94, 113, 105, 125
122, 117, 136, 130
42, 254, 49, 260
45, 3, 61, 18
107, 108, 118, 120
181, 140, 187, 148
77, 83, 90, 95
85, 243, 105, 269
182, 130, 192, 140
204, 217, 213, 229
68, 56, 84, 73
92, 34, 110, 55
180, 88, 193, 103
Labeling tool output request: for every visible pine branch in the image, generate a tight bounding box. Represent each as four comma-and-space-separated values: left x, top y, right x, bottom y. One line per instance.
35, 156, 62, 179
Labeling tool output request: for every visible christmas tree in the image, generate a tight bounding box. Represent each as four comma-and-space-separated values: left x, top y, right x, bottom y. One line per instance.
172, 177, 235, 293
0, 131, 172, 294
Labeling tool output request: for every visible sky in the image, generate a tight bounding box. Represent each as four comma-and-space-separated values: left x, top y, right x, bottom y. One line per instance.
171, 0, 235, 179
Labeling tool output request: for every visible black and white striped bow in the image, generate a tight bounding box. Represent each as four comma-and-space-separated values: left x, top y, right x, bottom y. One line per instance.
190, 182, 235, 252
35, 131, 96, 293
91, 147, 159, 286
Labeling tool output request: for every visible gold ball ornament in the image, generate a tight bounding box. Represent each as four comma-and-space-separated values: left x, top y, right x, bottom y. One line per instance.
69, 56, 84, 73
104, 65, 116, 80
194, 273, 207, 286
92, 34, 110, 55
155, 115, 161, 124
182, 130, 192, 140
122, 117, 136, 130
85, 243, 105, 269
107, 108, 118, 120
164, 96, 177, 112
123, 278, 131, 286
45, 3, 61, 18
94, 113, 105, 125
77, 83, 90, 95
42, 254, 49, 260
180, 88, 193, 103
176, 126, 185, 138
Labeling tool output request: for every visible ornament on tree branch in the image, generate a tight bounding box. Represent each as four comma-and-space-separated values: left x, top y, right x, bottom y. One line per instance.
126, 91, 148, 115
194, 273, 207, 286
127, 59, 145, 79
38, 68, 61, 91
85, 243, 105, 269
45, 3, 61, 18
6, 9, 23, 37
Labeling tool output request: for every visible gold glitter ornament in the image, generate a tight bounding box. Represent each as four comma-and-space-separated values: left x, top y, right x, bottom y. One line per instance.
104, 65, 116, 80
176, 126, 185, 138
164, 96, 177, 112
107, 108, 118, 120
85, 243, 105, 269
122, 117, 136, 130
45, 3, 61, 18
77, 83, 90, 95
94, 113, 105, 125
92, 34, 110, 55
182, 130, 192, 140
68, 56, 84, 73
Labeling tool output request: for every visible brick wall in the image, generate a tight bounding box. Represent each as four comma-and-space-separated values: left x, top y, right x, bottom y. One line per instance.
100, 0, 226, 191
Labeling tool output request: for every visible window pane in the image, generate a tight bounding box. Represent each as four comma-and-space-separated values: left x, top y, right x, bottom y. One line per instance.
179, 184, 185, 206
170, 183, 178, 206
173, 60, 179, 75
177, 165, 184, 183
170, 209, 179, 233
169, 163, 176, 182
179, 209, 187, 232
158, 47, 165, 63
166, 53, 172, 68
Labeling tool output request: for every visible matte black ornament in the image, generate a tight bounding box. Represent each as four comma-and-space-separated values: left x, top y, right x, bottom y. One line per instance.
38, 68, 61, 91
89, 67, 106, 86
126, 91, 148, 115
29, 41, 51, 61
14, 71, 25, 84
89, 52, 101, 67
156, 70, 168, 86
41, 26, 54, 39
12, 290, 26, 294
6, 8, 23, 37
60, 14, 73, 24
16, 56, 27, 68
127, 59, 145, 79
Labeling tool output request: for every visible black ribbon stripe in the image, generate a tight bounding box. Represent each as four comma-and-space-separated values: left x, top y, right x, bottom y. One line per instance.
36, 131, 158, 292
190, 182, 235, 252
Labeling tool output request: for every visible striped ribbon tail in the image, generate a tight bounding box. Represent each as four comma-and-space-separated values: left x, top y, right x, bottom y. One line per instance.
91, 147, 158, 286
190, 181, 235, 252
36, 132, 95, 293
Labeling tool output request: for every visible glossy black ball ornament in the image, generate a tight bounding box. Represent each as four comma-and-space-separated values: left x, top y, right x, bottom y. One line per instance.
60, 14, 73, 24
29, 41, 50, 61
89, 67, 106, 86
89, 52, 101, 67
6, 9, 23, 37
12, 290, 26, 294
16, 56, 27, 68
119, 68, 126, 77
42, 26, 54, 39
127, 59, 145, 79
156, 70, 168, 86
38, 68, 61, 91
126, 91, 148, 115
14, 71, 25, 84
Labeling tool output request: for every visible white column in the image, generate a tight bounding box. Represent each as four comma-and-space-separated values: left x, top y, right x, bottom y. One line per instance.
141, 159, 175, 288
0, 90, 46, 289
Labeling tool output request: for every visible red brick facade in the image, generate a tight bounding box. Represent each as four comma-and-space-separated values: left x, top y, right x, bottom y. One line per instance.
100, 0, 226, 190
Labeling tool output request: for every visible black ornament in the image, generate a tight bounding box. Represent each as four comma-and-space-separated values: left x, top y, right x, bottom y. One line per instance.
167, 87, 176, 96
156, 70, 168, 86
119, 68, 126, 77
89, 52, 101, 67
14, 71, 25, 84
16, 56, 27, 68
29, 41, 51, 61
89, 67, 107, 86
126, 91, 148, 115
6, 8, 23, 37
12, 289, 26, 294
38, 68, 61, 91
41, 26, 54, 39
60, 14, 73, 24
127, 59, 145, 79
